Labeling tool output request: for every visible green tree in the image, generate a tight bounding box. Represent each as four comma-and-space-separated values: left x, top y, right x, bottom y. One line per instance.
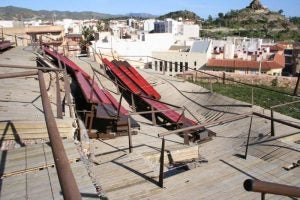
218, 12, 224, 18
80, 26, 95, 54
208, 15, 213, 22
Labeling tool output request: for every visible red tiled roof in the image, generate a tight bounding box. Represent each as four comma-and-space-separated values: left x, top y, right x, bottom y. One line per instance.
207, 52, 285, 70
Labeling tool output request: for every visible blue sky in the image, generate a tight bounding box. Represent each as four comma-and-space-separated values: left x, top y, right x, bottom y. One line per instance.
0, 0, 299, 18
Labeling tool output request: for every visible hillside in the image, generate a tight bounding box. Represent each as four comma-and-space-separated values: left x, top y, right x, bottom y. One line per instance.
202, 0, 299, 41
158, 10, 201, 22
0, 6, 155, 20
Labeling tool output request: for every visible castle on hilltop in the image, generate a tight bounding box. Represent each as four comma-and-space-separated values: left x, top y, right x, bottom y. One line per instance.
247, 0, 268, 11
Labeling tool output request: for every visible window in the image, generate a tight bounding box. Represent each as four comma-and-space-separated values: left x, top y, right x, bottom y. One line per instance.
194, 61, 197, 67
185, 62, 188, 71
155, 61, 158, 71
169, 62, 173, 72
164, 61, 168, 72
175, 62, 178, 72
160, 61, 163, 71
180, 62, 183, 72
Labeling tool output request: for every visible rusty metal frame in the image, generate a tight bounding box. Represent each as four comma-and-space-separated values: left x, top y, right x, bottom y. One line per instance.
38, 70, 81, 199
0, 71, 37, 79
244, 179, 300, 199
158, 137, 165, 188
158, 112, 252, 138
55, 71, 63, 119
0, 63, 64, 71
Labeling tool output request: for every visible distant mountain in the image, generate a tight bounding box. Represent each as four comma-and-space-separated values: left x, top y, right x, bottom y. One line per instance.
158, 10, 201, 22
0, 6, 118, 20
126, 13, 157, 18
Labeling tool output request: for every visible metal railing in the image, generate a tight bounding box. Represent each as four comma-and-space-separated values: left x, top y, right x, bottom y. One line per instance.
244, 179, 300, 199
0, 64, 81, 199
38, 70, 81, 199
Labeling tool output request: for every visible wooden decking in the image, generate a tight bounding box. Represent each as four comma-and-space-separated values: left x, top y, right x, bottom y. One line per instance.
0, 140, 97, 200
0, 47, 98, 199
77, 58, 300, 199
0, 49, 299, 199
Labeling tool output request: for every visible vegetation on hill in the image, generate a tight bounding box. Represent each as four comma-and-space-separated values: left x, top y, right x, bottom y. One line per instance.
158, 10, 202, 22
201, 0, 299, 41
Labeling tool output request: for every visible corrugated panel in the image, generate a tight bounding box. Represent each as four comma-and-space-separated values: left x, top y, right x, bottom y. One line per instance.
88, 79, 111, 104
75, 71, 100, 104
44, 48, 91, 79
102, 58, 142, 95
142, 97, 196, 126
123, 61, 161, 100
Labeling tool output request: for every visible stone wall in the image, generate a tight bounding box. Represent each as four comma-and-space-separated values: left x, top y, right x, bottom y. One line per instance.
180, 71, 297, 89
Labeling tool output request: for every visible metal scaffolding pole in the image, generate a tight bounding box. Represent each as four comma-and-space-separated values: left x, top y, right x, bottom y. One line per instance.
38, 70, 81, 200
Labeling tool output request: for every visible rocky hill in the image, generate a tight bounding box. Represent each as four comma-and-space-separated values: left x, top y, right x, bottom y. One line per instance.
203, 0, 299, 41
216, 0, 295, 30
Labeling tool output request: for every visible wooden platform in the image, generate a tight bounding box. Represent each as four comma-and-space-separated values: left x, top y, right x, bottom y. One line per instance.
78, 61, 300, 200
0, 140, 98, 200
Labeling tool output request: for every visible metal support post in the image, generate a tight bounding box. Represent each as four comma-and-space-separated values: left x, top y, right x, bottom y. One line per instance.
89, 73, 95, 103
55, 72, 63, 119
116, 92, 123, 119
293, 72, 300, 96
270, 109, 275, 137
244, 179, 300, 198
251, 87, 254, 106
127, 117, 132, 153
131, 93, 136, 112
261, 193, 265, 200
183, 131, 189, 145
210, 78, 213, 93
88, 105, 95, 134
158, 137, 165, 188
222, 72, 225, 84
63, 72, 74, 118
1, 26, 4, 42
58, 58, 63, 69
244, 116, 253, 159
115, 77, 120, 95
38, 70, 81, 200
15, 35, 18, 46
151, 106, 157, 125
0, 71, 37, 79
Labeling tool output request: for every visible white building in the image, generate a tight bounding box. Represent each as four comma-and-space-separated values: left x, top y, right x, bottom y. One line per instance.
0, 20, 24, 28
143, 19, 155, 32
54, 19, 82, 34
152, 40, 212, 76
154, 19, 199, 39
93, 32, 175, 67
